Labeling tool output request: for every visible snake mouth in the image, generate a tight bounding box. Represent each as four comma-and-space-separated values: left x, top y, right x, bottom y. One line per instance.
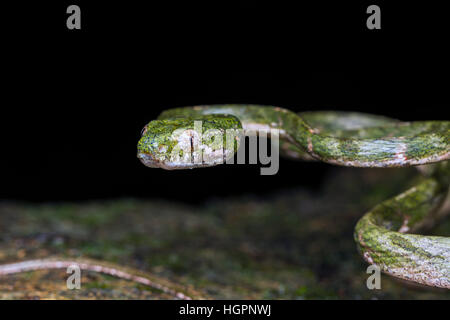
137, 152, 216, 170
137, 152, 162, 169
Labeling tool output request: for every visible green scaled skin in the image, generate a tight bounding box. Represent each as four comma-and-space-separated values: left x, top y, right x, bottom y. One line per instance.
137, 104, 450, 289
145, 105, 449, 167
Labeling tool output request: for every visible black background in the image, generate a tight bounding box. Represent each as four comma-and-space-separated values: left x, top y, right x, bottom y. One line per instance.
2, 1, 448, 202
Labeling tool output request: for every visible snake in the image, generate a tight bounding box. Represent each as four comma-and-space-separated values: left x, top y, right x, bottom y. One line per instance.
136, 104, 450, 289
1, 104, 448, 294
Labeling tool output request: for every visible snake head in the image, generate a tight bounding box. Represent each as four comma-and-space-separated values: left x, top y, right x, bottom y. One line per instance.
137, 115, 243, 170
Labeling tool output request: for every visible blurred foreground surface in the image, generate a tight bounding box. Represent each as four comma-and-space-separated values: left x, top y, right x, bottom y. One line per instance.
1, 167, 449, 299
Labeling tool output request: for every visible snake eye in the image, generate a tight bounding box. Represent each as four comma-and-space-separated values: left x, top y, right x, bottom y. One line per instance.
141, 126, 148, 136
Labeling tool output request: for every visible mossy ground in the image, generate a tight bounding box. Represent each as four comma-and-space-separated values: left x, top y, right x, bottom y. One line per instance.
0, 167, 449, 299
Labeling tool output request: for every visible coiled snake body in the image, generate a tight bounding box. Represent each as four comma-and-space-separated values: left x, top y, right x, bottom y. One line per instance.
137, 105, 450, 289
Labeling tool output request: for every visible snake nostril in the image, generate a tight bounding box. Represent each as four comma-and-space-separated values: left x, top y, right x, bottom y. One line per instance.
141, 126, 148, 136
